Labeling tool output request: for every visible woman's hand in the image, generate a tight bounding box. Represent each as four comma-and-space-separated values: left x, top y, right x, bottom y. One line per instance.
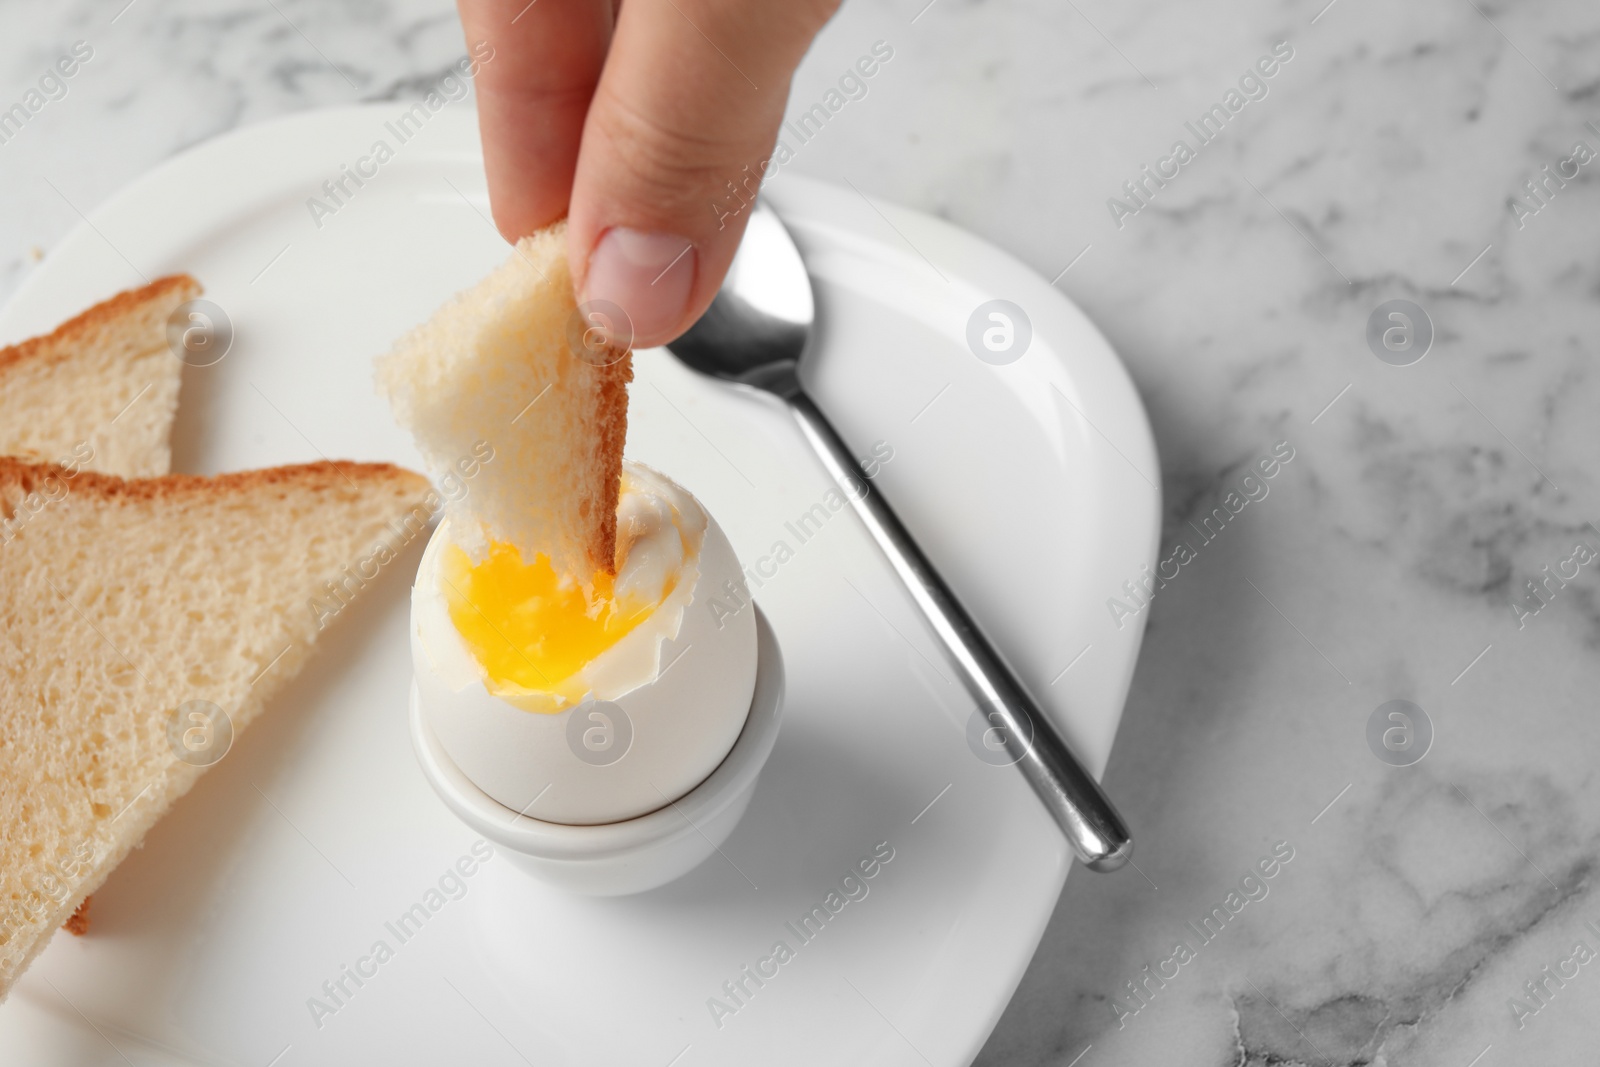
457, 0, 838, 347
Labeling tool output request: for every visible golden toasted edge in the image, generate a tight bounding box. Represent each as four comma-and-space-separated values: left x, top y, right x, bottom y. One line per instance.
0, 274, 203, 377
0, 455, 430, 504
62, 898, 89, 937
592, 351, 634, 575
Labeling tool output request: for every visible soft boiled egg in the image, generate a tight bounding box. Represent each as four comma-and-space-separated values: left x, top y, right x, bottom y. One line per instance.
410, 462, 758, 825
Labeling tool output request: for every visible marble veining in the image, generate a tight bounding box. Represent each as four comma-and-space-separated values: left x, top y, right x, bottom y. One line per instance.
3, 0, 1599, 1064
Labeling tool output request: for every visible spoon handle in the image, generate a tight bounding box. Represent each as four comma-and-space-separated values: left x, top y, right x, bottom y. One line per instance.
788, 392, 1133, 871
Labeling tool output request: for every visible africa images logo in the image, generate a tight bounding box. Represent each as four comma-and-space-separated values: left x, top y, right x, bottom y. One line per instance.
1106, 41, 1295, 230
304, 42, 495, 230
705, 841, 896, 1031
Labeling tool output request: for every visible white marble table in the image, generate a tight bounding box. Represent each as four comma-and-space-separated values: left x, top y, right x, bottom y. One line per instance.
4, 1, 1598, 1064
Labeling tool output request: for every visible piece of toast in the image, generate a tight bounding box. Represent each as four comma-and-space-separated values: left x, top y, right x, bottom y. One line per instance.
376, 221, 632, 577
0, 276, 200, 941
0, 456, 433, 999
0, 275, 202, 477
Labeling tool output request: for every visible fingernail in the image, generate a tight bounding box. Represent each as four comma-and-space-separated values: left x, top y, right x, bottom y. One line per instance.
582, 228, 697, 347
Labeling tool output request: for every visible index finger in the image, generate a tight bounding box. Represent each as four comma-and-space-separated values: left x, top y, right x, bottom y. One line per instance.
457, 0, 615, 240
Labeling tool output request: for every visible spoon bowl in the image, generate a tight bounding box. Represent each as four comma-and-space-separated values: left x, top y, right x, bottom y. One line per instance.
668, 208, 811, 396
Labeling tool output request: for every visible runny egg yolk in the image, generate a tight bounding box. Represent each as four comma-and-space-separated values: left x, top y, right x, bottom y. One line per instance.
441, 541, 659, 702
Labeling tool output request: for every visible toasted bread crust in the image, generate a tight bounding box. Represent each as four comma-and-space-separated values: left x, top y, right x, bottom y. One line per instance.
0, 274, 201, 376
62, 897, 89, 937
593, 351, 633, 574
0, 455, 428, 505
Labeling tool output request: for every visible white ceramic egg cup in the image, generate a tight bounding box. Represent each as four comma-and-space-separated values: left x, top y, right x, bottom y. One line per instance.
409, 607, 784, 896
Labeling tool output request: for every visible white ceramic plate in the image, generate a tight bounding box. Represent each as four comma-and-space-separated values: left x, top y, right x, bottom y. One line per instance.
0, 106, 1158, 1067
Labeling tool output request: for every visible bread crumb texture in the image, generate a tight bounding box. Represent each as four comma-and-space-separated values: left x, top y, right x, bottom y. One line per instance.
0, 457, 430, 998
0, 275, 201, 478
375, 221, 632, 577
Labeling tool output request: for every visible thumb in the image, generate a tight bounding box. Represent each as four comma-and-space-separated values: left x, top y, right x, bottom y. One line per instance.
568, 0, 837, 348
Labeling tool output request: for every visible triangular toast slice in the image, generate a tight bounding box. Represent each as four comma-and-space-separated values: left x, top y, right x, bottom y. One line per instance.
0, 456, 432, 998
0, 275, 201, 477
376, 221, 632, 577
